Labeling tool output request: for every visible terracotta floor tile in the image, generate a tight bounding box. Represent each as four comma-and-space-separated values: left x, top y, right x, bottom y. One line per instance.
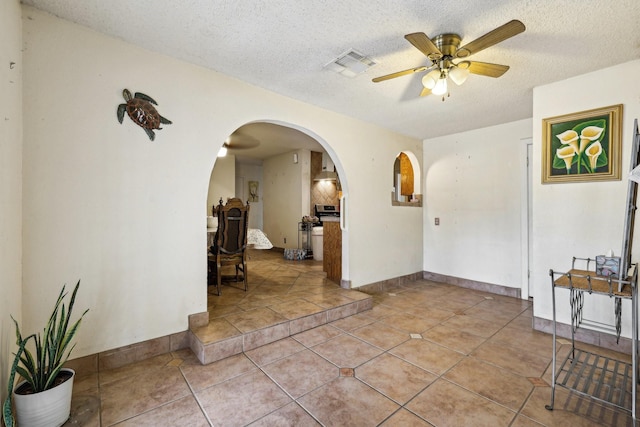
464, 305, 521, 326
441, 313, 504, 338
508, 310, 535, 331
403, 305, 456, 322
361, 303, 401, 319
100, 366, 191, 426
350, 322, 410, 350
472, 341, 551, 378
224, 306, 288, 333
311, 334, 383, 368
488, 325, 554, 358
248, 402, 320, 426
111, 395, 208, 426
357, 353, 436, 404
197, 370, 292, 426
245, 337, 305, 366
379, 312, 440, 334
269, 298, 325, 319
262, 349, 339, 398
390, 339, 464, 375
421, 323, 486, 354
298, 377, 399, 426
67, 389, 100, 427
292, 324, 343, 347
379, 408, 434, 426
98, 354, 173, 386
191, 317, 242, 344
427, 296, 479, 312
180, 353, 257, 391
372, 293, 419, 310
330, 313, 376, 331
443, 357, 534, 411
510, 414, 546, 427
303, 292, 359, 309
406, 379, 516, 427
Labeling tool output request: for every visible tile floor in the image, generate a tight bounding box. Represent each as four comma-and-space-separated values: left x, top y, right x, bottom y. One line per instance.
65, 250, 637, 426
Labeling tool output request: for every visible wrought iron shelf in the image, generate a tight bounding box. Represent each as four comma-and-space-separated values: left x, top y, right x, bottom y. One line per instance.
546, 258, 638, 425
553, 348, 633, 411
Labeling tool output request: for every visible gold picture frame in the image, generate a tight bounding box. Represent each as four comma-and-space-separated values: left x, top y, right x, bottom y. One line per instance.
542, 104, 622, 183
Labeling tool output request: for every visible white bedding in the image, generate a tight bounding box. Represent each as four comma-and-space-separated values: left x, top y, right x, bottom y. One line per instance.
207, 228, 273, 250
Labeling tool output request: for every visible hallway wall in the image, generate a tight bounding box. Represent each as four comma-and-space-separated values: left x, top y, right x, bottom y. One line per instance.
423, 119, 532, 290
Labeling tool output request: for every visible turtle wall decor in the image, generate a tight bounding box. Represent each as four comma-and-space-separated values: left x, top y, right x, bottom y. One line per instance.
117, 89, 172, 141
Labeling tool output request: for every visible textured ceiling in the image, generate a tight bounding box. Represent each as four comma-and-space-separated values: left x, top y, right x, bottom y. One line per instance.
22, 0, 640, 144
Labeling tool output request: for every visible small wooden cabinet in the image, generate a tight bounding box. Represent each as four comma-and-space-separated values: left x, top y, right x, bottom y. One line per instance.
323, 222, 342, 283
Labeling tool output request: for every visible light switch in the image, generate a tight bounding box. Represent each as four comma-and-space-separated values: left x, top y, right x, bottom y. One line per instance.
435, 217, 440, 226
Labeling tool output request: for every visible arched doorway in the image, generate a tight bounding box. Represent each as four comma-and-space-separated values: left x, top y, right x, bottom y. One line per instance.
206, 120, 350, 296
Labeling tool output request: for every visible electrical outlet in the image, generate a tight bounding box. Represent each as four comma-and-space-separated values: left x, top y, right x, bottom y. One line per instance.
435, 217, 440, 226
284, 237, 287, 244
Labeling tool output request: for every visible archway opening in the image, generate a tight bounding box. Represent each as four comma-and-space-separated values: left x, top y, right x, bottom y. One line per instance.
205, 120, 350, 299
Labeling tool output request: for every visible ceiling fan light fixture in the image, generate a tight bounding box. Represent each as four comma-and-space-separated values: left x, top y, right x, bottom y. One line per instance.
421, 69, 440, 90
449, 62, 470, 85
431, 71, 448, 96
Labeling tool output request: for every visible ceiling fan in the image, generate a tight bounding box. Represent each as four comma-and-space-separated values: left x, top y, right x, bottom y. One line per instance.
218, 133, 260, 157
372, 20, 525, 100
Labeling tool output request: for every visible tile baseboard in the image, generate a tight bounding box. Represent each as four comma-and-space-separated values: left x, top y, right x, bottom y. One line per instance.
422, 271, 521, 298
533, 316, 633, 355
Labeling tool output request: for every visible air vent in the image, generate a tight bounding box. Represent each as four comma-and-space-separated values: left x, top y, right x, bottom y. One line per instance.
324, 49, 376, 77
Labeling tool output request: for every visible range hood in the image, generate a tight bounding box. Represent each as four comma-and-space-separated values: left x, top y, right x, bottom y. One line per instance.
314, 153, 338, 181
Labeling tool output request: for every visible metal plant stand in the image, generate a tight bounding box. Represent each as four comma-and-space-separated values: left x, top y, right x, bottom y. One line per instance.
547, 258, 638, 425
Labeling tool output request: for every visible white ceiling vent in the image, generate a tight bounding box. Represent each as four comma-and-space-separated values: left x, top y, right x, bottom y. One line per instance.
324, 49, 376, 77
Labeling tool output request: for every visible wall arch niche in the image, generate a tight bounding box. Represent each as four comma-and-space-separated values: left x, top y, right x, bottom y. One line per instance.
206, 120, 351, 288
392, 151, 422, 206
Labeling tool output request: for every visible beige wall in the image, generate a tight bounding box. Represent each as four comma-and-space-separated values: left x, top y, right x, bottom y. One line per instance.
263, 150, 310, 249
21, 7, 423, 358
423, 119, 532, 290
207, 154, 235, 215
235, 161, 264, 230
0, 0, 23, 403
532, 60, 640, 338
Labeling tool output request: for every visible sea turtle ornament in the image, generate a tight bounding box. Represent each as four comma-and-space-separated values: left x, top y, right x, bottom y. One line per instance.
117, 89, 172, 141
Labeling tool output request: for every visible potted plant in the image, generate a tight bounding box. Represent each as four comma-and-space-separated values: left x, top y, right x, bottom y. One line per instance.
2, 280, 88, 427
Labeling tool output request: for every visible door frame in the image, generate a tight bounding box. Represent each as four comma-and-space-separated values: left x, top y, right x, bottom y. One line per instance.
520, 137, 533, 299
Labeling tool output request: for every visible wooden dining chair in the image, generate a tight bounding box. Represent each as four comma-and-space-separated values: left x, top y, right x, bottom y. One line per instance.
208, 198, 250, 295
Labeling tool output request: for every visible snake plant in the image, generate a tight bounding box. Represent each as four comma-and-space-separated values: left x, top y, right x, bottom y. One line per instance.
3, 280, 88, 424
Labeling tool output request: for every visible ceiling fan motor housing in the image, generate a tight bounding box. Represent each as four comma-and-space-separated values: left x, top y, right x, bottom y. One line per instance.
430, 33, 464, 68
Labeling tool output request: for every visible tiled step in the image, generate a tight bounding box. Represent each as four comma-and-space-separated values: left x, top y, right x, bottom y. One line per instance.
189, 289, 373, 364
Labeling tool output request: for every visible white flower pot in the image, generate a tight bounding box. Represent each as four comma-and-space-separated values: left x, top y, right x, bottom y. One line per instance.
13, 368, 75, 427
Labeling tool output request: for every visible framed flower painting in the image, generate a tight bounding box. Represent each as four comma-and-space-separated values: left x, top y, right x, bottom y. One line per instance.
542, 104, 622, 183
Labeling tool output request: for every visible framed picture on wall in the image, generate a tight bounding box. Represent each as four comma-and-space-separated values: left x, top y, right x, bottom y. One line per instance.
542, 104, 623, 183
248, 181, 259, 202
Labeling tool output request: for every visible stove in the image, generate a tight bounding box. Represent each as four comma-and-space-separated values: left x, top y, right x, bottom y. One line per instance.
314, 204, 340, 225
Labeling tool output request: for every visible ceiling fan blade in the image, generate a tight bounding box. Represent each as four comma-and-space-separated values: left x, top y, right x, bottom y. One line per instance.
405, 32, 442, 59
372, 65, 428, 83
467, 61, 510, 78
455, 20, 525, 58
225, 134, 261, 150
420, 86, 432, 97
